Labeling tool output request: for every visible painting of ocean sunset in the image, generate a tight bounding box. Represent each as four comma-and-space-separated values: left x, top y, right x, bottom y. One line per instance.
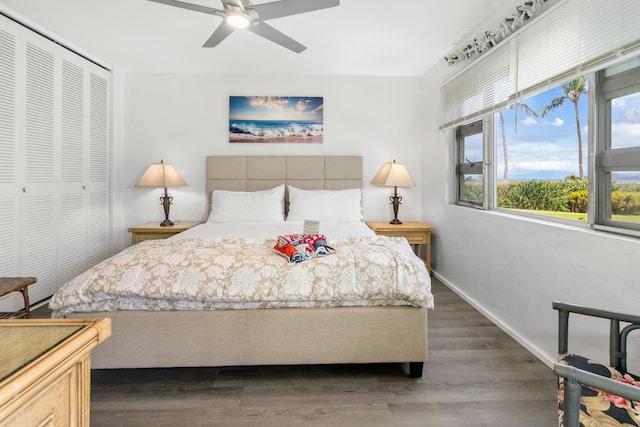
229, 96, 323, 143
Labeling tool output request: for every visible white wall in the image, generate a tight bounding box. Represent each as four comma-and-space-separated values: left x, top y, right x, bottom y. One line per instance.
421, 60, 640, 369
111, 73, 426, 252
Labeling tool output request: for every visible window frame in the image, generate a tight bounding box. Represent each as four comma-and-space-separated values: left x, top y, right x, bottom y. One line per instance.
455, 119, 486, 208
595, 66, 640, 232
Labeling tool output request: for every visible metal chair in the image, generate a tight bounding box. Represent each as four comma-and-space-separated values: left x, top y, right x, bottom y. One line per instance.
553, 301, 640, 426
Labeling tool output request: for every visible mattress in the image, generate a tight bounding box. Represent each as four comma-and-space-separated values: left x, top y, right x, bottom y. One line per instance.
172, 221, 377, 240
49, 222, 433, 317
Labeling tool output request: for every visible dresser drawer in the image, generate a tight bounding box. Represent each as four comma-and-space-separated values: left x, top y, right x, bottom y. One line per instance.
3, 368, 74, 427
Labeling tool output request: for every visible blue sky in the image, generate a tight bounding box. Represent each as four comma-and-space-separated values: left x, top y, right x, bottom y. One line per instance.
229, 96, 323, 122
497, 83, 589, 181
495, 81, 640, 181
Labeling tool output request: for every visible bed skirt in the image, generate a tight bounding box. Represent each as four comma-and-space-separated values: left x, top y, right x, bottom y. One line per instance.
67, 306, 428, 372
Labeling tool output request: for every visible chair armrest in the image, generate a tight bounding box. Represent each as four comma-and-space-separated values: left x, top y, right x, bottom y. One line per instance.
555, 362, 640, 427
553, 301, 640, 371
553, 302, 640, 325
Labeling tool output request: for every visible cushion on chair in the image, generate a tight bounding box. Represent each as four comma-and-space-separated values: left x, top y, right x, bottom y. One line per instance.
558, 353, 640, 426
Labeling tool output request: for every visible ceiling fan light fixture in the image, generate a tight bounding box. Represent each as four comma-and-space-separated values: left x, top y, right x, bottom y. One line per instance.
226, 13, 250, 29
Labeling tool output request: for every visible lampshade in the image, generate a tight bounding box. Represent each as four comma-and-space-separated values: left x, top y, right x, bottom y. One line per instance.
136, 160, 187, 188
371, 160, 416, 188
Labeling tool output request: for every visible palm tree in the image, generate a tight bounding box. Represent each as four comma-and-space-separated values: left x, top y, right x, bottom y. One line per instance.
498, 102, 538, 184
541, 76, 588, 180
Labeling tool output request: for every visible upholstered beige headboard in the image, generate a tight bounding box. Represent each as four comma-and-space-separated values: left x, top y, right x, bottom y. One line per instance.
206, 156, 363, 213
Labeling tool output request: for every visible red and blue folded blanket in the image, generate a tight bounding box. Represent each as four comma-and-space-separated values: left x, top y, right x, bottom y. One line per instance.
273, 233, 335, 263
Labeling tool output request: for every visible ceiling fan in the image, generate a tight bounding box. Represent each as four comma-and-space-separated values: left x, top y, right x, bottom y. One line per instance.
147, 0, 340, 53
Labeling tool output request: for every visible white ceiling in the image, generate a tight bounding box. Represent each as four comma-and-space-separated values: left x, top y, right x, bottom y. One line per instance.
0, 0, 522, 76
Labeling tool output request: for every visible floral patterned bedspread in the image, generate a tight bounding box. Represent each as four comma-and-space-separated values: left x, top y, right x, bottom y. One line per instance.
49, 236, 434, 317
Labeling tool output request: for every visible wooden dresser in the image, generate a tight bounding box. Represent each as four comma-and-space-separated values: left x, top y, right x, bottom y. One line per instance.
0, 318, 111, 426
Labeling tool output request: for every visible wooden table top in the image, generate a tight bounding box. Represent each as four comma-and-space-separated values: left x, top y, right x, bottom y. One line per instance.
0, 324, 83, 381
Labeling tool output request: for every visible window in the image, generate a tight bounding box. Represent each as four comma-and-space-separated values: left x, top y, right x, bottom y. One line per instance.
596, 66, 640, 231
456, 120, 484, 207
452, 58, 640, 235
443, 0, 640, 235
494, 78, 589, 222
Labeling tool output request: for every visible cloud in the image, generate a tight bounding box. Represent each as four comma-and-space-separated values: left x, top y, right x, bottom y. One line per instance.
504, 140, 579, 177
248, 96, 289, 110
512, 160, 576, 172
296, 99, 311, 112
509, 141, 574, 156
626, 107, 640, 121
521, 116, 537, 126
312, 104, 323, 113
612, 97, 627, 108
612, 122, 640, 148
548, 117, 564, 127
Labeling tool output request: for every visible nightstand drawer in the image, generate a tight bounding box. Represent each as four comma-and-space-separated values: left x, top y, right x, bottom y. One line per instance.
376, 230, 428, 244
132, 232, 180, 244
128, 221, 200, 245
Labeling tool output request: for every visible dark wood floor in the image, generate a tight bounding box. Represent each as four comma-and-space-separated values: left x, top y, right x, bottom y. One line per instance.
34, 278, 558, 426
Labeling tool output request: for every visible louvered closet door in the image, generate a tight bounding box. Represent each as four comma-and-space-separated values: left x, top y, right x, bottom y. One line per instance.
21, 29, 58, 304
0, 13, 111, 311
0, 21, 58, 308
87, 69, 110, 267
58, 53, 87, 285
0, 21, 20, 291
57, 51, 110, 283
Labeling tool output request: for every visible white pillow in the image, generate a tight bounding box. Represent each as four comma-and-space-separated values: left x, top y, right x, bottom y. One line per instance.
208, 184, 285, 223
287, 186, 363, 222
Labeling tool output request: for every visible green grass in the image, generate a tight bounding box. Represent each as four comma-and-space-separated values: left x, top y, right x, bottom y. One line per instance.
508, 209, 640, 224
535, 211, 587, 221
613, 214, 640, 224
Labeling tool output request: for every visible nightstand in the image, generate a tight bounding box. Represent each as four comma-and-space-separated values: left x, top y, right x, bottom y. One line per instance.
366, 221, 434, 274
128, 221, 200, 245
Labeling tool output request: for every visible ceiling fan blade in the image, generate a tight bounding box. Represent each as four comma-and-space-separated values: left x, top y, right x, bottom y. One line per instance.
222, 0, 246, 9
202, 23, 236, 48
248, 21, 306, 53
251, 0, 339, 21
147, 0, 223, 16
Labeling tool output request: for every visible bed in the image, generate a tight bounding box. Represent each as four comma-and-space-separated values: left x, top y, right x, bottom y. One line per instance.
52, 156, 434, 376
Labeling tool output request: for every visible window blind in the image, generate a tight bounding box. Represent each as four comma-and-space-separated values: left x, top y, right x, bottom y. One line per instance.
517, 0, 640, 96
441, 42, 515, 129
441, 0, 640, 129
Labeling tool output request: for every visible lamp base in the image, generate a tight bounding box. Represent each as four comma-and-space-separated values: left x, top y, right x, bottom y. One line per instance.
160, 189, 174, 227
389, 188, 403, 225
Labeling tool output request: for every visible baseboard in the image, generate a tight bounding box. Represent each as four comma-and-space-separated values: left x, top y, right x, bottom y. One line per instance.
432, 271, 555, 369
31, 297, 51, 310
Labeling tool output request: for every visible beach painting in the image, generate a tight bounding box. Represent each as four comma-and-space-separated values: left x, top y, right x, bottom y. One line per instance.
229, 96, 323, 143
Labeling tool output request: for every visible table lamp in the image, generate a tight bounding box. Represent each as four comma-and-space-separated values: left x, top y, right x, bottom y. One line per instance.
371, 160, 416, 224
136, 160, 187, 226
